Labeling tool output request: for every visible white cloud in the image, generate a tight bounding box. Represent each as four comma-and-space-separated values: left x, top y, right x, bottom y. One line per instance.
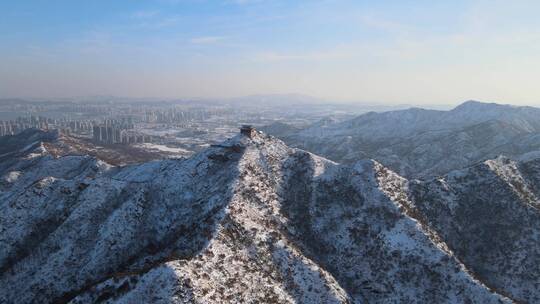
190, 36, 228, 44
227, 0, 263, 4
129, 9, 182, 29
252, 47, 357, 62
131, 10, 160, 19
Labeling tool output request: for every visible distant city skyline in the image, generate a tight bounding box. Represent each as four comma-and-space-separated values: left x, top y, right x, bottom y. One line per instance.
2, 0, 540, 105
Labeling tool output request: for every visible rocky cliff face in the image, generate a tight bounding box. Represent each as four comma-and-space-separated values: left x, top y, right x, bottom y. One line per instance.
1, 130, 538, 303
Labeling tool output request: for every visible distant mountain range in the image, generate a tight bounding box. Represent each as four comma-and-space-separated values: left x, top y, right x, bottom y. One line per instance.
1, 128, 540, 303
267, 100, 540, 177
0, 94, 451, 113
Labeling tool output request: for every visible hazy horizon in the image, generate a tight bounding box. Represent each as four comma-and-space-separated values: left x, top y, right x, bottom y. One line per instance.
2, 1, 540, 106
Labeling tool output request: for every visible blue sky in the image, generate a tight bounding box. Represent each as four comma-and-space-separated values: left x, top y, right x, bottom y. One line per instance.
1, 0, 540, 105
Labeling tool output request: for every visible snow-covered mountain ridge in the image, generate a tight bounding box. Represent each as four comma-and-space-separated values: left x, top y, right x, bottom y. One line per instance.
271, 101, 540, 178
1, 129, 539, 303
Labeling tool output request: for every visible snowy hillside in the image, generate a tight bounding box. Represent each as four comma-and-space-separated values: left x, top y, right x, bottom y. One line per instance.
273, 101, 540, 177
1, 129, 539, 303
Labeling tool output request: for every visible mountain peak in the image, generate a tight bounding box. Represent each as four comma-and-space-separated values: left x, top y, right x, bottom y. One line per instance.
452, 100, 508, 111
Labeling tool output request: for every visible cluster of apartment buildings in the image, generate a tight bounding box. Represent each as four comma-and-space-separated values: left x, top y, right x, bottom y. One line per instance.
91, 119, 152, 144
0, 116, 51, 136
